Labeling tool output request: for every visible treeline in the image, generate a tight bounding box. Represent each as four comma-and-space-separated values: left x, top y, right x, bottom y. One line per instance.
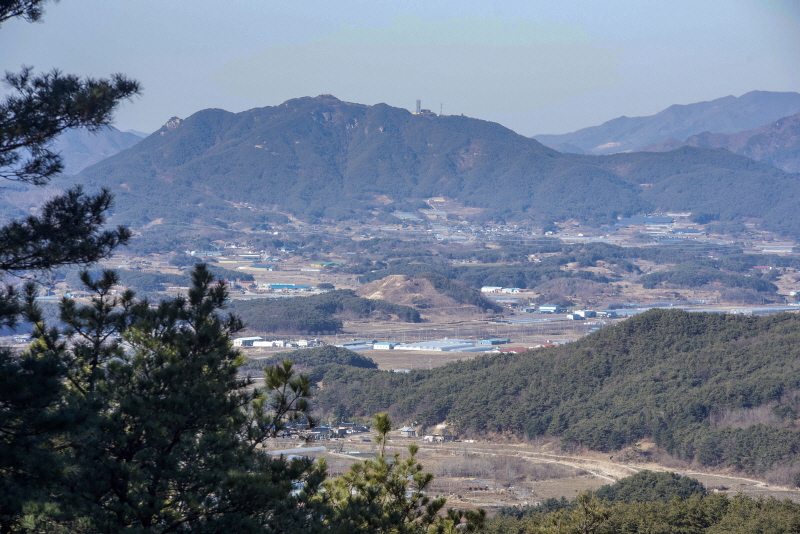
356, 259, 611, 290
59, 265, 252, 297
484, 471, 800, 534
230, 289, 420, 334
639, 260, 779, 293
311, 310, 800, 476
239, 346, 378, 375
497, 471, 706, 520
345, 242, 800, 306
63, 269, 184, 293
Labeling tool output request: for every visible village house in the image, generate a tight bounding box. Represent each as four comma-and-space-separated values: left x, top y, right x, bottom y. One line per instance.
398, 426, 417, 438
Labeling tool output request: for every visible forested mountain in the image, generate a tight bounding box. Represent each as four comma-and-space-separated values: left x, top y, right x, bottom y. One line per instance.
641, 112, 800, 173
65, 95, 800, 238
533, 90, 800, 155
312, 310, 800, 477
51, 126, 143, 175
70, 96, 640, 227
569, 147, 800, 237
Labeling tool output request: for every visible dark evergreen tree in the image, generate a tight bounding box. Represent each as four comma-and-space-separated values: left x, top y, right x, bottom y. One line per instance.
0, 2, 138, 529
323, 444, 484, 534
0, 0, 139, 322
0, 0, 139, 316
37, 265, 323, 533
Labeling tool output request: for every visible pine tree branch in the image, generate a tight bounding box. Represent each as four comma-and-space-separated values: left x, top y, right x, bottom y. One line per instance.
0, 67, 141, 184
0, 186, 131, 273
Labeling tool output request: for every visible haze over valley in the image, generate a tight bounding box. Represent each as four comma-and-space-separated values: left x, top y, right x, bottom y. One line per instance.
5, 2, 800, 530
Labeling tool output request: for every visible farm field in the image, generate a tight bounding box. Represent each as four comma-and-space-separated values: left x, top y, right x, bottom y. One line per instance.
238, 314, 599, 370
264, 434, 800, 513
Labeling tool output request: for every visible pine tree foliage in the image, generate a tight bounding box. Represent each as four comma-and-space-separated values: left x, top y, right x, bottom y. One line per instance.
0, 0, 49, 24
0, 188, 131, 273
0, 288, 69, 533
5, 265, 325, 533
0, 4, 140, 529
3, 264, 476, 534
322, 443, 485, 534
374, 412, 391, 458
484, 489, 800, 534
1, 62, 140, 183
0, 0, 138, 330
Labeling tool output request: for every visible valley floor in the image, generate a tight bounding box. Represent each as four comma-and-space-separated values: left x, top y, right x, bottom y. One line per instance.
265, 435, 800, 513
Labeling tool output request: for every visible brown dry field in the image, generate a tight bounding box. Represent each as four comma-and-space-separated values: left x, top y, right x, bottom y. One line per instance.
240, 346, 493, 371
263, 434, 800, 513
355, 350, 483, 371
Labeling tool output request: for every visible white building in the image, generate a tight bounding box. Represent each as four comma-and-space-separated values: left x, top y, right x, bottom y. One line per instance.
233, 336, 263, 347
393, 339, 483, 352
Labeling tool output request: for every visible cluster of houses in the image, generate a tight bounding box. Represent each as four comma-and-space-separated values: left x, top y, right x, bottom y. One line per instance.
335, 338, 509, 353
329, 337, 583, 354
569, 309, 617, 319
478, 291, 623, 317
233, 337, 324, 348
277, 422, 457, 443
481, 286, 526, 294
252, 283, 313, 292
283, 422, 371, 441
396, 427, 457, 442
272, 421, 460, 443
514, 304, 617, 318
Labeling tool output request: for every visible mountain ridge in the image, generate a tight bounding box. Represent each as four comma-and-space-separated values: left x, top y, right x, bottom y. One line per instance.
641, 111, 800, 173
59, 95, 800, 241
534, 90, 800, 155
72, 95, 642, 226
52, 126, 143, 175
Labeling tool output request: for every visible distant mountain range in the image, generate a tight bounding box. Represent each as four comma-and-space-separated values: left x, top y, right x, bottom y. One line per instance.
52, 126, 144, 175
641, 111, 800, 173
125, 129, 150, 139
534, 91, 800, 157
58, 95, 800, 241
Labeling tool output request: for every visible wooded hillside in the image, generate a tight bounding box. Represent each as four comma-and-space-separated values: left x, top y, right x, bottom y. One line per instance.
64, 95, 800, 238
312, 310, 800, 477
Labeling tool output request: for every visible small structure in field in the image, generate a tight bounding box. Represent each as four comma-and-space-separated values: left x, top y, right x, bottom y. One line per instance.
398, 426, 417, 438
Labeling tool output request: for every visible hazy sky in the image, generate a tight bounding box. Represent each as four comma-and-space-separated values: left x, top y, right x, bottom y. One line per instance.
3, 0, 799, 136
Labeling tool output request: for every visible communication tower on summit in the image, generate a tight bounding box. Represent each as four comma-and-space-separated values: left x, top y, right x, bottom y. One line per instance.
412, 99, 435, 116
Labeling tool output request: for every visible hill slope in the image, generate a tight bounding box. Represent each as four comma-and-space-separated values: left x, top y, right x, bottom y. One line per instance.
66, 95, 800, 238
534, 91, 800, 155
73, 95, 643, 227
356, 274, 500, 315
313, 309, 800, 476
52, 126, 143, 175
641, 112, 800, 173
571, 147, 800, 230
